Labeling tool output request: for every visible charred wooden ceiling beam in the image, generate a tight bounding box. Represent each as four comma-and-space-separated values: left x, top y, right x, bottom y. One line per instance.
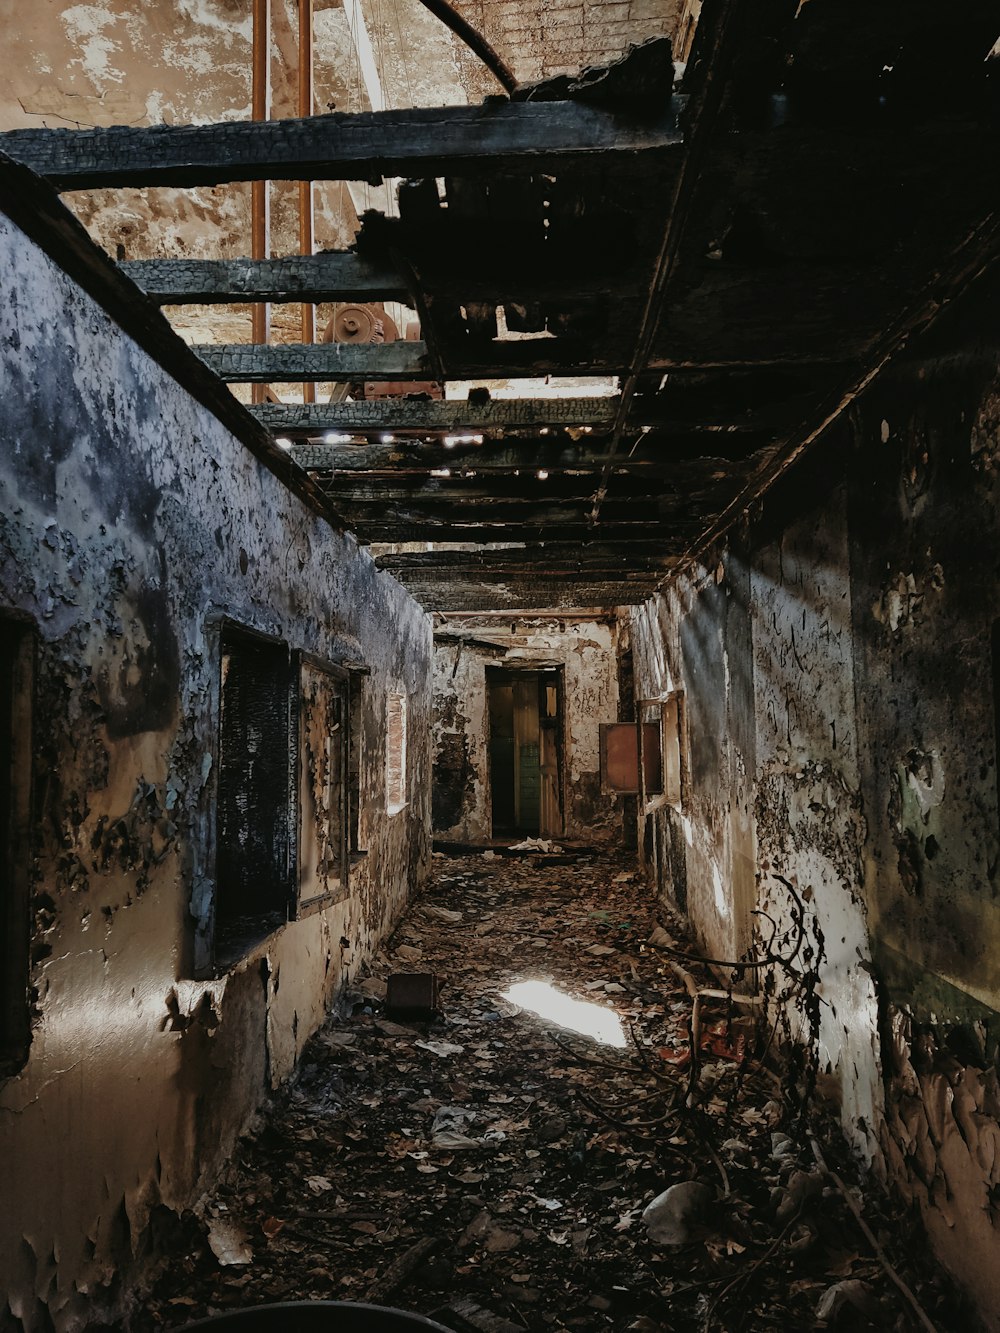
256, 398, 618, 435
194, 339, 628, 380
376, 553, 674, 573
290, 431, 773, 474
400, 582, 656, 609
353, 522, 695, 544
374, 545, 679, 570
120, 253, 411, 305
121, 251, 622, 306
2, 100, 682, 192
327, 489, 680, 515
260, 405, 776, 442
193, 341, 433, 382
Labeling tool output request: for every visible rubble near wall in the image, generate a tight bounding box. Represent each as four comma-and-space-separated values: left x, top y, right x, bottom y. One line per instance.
629, 284, 1000, 1323
431, 616, 623, 844
0, 207, 432, 1331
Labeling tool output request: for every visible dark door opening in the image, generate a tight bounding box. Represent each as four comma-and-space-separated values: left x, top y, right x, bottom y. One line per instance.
487, 667, 563, 838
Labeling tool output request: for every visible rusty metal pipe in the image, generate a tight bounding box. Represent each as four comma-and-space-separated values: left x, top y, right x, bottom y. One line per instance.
414, 0, 517, 95
298, 0, 315, 402
251, 0, 271, 404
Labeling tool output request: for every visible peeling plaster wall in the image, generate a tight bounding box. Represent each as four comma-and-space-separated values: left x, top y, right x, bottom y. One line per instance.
748, 479, 880, 1158
0, 211, 431, 1331
851, 350, 1000, 1327
629, 312, 1000, 1323
630, 548, 756, 970
431, 617, 623, 844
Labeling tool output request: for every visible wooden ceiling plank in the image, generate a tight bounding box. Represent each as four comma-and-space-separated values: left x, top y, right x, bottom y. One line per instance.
2, 100, 682, 192
260, 397, 618, 435
120, 253, 411, 305
193, 339, 630, 380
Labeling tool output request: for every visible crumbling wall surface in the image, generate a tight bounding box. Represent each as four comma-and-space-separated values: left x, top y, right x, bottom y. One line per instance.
850, 353, 1000, 1326
0, 212, 431, 1331
629, 330, 1000, 1321
630, 546, 756, 968
430, 616, 622, 843
749, 478, 880, 1157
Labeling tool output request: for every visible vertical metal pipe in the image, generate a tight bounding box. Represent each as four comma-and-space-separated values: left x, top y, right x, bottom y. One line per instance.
251, 0, 271, 405
298, 0, 316, 404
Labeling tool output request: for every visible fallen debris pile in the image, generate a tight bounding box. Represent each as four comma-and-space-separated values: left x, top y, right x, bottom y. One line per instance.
130, 854, 968, 1332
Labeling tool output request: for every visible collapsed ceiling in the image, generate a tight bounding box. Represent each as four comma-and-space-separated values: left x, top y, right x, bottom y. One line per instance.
2, 0, 999, 611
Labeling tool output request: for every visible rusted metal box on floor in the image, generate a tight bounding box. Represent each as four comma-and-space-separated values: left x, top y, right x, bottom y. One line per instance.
386, 973, 439, 1019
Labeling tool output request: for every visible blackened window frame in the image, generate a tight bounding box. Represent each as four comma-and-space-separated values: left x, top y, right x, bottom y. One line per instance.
291, 650, 352, 920
213, 620, 294, 971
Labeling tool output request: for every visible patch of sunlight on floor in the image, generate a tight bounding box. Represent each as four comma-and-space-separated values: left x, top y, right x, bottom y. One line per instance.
503, 980, 627, 1047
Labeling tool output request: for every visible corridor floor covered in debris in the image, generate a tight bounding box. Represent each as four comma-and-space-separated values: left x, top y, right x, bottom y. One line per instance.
132, 852, 965, 1332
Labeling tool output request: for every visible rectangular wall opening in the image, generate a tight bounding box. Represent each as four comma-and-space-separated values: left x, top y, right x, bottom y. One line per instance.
295, 655, 350, 914
216, 626, 292, 962
386, 690, 408, 814
487, 667, 563, 838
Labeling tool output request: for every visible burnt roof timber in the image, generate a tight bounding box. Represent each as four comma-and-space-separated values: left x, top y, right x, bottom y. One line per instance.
0, 100, 683, 192
256, 401, 775, 438
193, 340, 635, 380
121, 253, 412, 305
325, 490, 692, 514
374, 547, 679, 570
195, 341, 434, 382
353, 524, 695, 544
378, 554, 682, 575
259, 399, 619, 434
120, 252, 621, 306
398, 584, 655, 610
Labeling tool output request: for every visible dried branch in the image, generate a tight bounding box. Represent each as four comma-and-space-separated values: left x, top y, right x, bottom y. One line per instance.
810, 1139, 940, 1333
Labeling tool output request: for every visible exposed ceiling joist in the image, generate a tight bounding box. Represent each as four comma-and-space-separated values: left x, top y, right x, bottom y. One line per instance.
352, 523, 695, 544
122, 252, 620, 306
1, 100, 682, 192
194, 340, 628, 381
255, 398, 618, 435
374, 549, 677, 573
121, 253, 411, 306
397, 582, 655, 610
194, 340, 433, 382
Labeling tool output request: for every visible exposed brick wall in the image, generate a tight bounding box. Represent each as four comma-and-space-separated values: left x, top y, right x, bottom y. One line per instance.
450, 0, 682, 93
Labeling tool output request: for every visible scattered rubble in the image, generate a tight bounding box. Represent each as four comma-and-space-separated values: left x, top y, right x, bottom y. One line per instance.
130, 854, 970, 1332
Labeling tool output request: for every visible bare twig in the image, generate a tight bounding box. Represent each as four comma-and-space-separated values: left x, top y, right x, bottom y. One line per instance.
810, 1139, 939, 1333
365, 1234, 440, 1303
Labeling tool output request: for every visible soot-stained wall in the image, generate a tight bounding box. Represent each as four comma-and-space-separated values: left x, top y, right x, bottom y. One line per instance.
629, 280, 1000, 1324
431, 616, 623, 845
0, 206, 431, 1331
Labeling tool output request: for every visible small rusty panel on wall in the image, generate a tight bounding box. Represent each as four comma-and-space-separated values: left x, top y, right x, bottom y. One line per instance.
600, 721, 662, 796
298, 658, 348, 909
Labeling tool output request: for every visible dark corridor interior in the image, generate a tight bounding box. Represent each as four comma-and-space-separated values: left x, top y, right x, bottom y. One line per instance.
487, 668, 562, 838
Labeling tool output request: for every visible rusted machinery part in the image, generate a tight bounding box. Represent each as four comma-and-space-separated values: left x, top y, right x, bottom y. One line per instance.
323, 303, 400, 344
414, 0, 517, 95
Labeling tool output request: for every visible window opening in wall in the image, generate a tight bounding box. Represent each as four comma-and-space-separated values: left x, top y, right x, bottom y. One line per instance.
487, 667, 563, 838
0, 615, 33, 1072
207, 626, 367, 973
216, 626, 293, 964
386, 689, 407, 814
294, 654, 352, 916
348, 669, 368, 861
